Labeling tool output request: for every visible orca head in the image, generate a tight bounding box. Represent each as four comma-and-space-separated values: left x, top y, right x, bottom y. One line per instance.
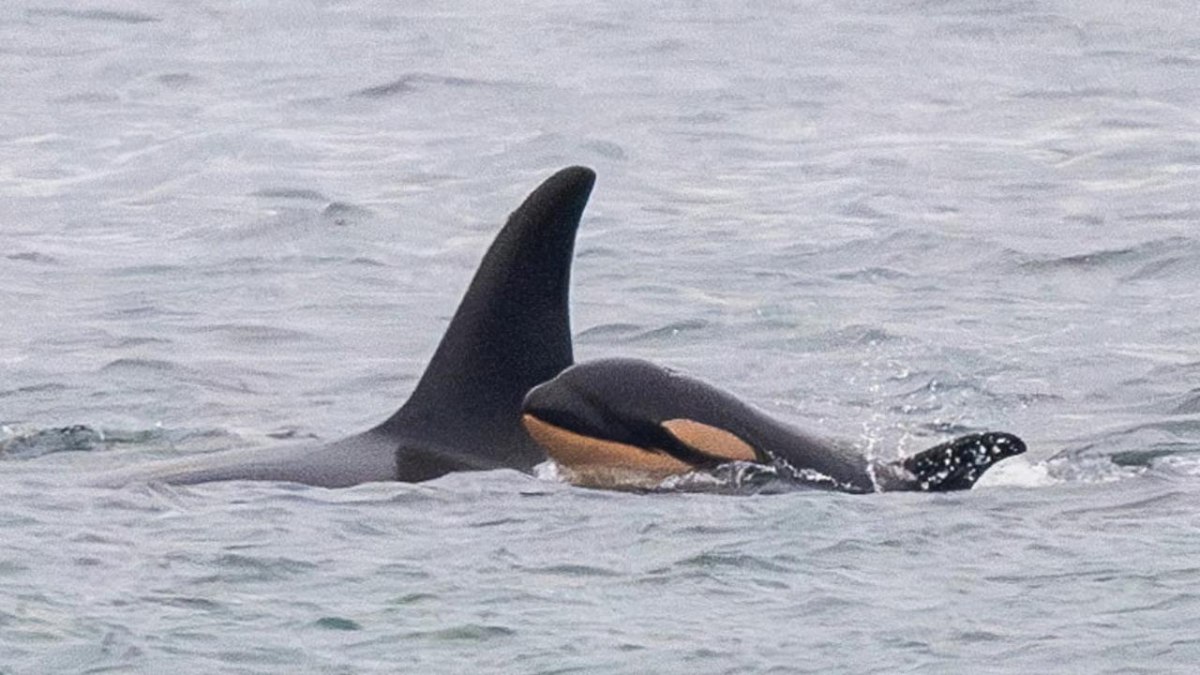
521, 358, 675, 445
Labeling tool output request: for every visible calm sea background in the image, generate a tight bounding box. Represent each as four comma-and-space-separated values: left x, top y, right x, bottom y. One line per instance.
3, 1, 1200, 673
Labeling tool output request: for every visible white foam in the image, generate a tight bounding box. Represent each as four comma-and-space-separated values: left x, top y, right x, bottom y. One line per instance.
1154, 454, 1200, 476
972, 456, 1059, 488
532, 460, 568, 483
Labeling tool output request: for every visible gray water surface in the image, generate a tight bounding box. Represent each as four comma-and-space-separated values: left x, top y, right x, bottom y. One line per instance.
3, 1, 1200, 673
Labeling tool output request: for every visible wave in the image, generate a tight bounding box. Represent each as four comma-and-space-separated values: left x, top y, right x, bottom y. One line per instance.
1015, 236, 1200, 282
0, 424, 245, 462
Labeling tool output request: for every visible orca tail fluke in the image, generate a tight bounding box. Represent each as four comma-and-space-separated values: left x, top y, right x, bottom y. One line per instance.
889, 431, 1026, 492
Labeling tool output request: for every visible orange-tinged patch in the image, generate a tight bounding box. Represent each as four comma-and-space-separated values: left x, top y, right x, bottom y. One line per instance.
661, 418, 758, 463
522, 413, 694, 488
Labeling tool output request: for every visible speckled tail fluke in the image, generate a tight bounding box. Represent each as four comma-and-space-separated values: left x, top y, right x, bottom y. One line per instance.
900, 432, 1026, 492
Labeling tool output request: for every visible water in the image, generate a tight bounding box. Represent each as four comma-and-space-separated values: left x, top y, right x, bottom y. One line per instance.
3, 0, 1199, 672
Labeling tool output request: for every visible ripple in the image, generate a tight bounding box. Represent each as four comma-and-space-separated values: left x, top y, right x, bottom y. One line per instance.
581, 139, 627, 160
314, 617, 362, 631
1122, 208, 1200, 223
832, 266, 913, 282
1012, 86, 1131, 100
143, 595, 224, 612
0, 383, 69, 400
28, 8, 160, 24
199, 554, 319, 584
5, 252, 58, 265
51, 92, 121, 105
1018, 237, 1196, 276
1171, 390, 1200, 415
527, 564, 622, 578
251, 187, 330, 201
630, 320, 710, 342
671, 551, 795, 574
322, 201, 371, 227
100, 358, 178, 373
1111, 446, 1200, 468
155, 72, 199, 89
390, 592, 438, 605
190, 323, 320, 345
406, 624, 516, 642
575, 322, 642, 341
350, 73, 496, 99
571, 319, 712, 344
0, 560, 31, 576
0, 425, 105, 460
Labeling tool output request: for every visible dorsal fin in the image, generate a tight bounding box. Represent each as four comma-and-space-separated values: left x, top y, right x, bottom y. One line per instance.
375, 167, 596, 467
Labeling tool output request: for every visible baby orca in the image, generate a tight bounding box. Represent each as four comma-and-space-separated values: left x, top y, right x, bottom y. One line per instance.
522, 358, 1026, 493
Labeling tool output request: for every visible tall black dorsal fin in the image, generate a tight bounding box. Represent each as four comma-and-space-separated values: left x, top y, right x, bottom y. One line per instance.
376, 167, 596, 464
87, 168, 597, 489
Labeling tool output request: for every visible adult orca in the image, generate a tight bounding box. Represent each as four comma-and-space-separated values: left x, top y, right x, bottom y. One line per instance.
521, 358, 1026, 492
95, 166, 596, 487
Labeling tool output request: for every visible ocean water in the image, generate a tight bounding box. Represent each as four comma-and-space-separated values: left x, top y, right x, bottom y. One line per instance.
3, 1, 1200, 672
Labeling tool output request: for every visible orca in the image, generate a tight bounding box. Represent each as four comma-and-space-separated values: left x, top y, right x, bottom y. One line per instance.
95, 166, 596, 487
521, 358, 1026, 492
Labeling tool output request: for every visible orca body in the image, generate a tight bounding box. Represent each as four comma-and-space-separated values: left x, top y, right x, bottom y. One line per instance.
96, 166, 597, 488
521, 358, 1026, 493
